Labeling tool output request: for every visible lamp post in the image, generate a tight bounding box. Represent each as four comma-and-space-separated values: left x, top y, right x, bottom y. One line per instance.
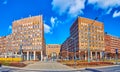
87, 17, 99, 63
66, 41, 69, 60
71, 37, 76, 68
102, 51, 105, 61
19, 44, 23, 61
87, 24, 91, 63
115, 48, 118, 64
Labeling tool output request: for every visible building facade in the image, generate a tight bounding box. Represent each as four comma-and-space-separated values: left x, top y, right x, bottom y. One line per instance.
12, 15, 45, 61
0, 36, 6, 56
46, 44, 61, 60
6, 34, 13, 57
105, 33, 120, 59
60, 17, 105, 61
0, 15, 45, 61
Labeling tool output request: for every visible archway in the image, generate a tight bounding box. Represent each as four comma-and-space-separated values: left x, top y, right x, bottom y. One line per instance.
50, 52, 57, 61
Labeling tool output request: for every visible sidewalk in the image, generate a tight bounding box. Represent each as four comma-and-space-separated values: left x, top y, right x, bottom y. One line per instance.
23, 61, 76, 71
2, 61, 120, 71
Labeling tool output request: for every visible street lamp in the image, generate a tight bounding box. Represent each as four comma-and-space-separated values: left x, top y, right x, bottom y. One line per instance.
66, 41, 69, 60
71, 37, 76, 68
102, 51, 105, 61
19, 44, 23, 61
87, 17, 98, 63
87, 24, 91, 63
115, 48, 118, 64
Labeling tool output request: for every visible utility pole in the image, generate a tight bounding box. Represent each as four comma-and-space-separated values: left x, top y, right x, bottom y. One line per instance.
74, 39, 76, 68
87, 24, 90, 63
19, 43, 23, 61
66, 41, 69, 60
87, 17, 98, 63
71, 37, 76, 68
115, 48, 118, 64
102, 51, 104, 61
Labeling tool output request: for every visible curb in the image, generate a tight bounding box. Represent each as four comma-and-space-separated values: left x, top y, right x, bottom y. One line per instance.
85, 65, 120, 69
2, 65, 120, 71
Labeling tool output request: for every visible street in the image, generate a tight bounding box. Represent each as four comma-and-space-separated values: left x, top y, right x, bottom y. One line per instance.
24, 61, 74, 70
0, 61, 120, 72
0, 61, 76, 72
89, 65, 120, 72
82, 65, 120, 72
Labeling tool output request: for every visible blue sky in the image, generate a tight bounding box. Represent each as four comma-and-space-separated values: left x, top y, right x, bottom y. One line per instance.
0, 0, 120, 44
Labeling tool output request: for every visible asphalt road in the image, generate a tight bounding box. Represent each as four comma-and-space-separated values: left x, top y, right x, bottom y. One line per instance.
0, 67, 81, 72
24, 61, 73, 70
0, 66, 120, 72
0, 61, 120, 72
83, 65, 120, 72
0, 61, 77, 72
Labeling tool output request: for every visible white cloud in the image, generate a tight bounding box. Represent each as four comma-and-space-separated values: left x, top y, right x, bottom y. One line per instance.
88, 0, 120, 15
68, 0, 85, 17
9, 25, 12, 29
8, 25, 12, 33
88, 0, 120, 9
51, 0, 70, 15
3, 0, 7, 4
52, 0, 86, 17
44, 24, 52, 34
113, 11, 120, 18
50, 16, 63, 28
106, 8, 112, 14
88, 0, 120, 17
50, 17, 57, 27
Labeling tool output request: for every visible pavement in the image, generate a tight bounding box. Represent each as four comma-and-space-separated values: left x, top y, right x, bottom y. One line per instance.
0, 61, 120, 72
25, 62, 71, 69
0, 61, 77, 72
84, 65, 120, 72
23, 61, 75, 70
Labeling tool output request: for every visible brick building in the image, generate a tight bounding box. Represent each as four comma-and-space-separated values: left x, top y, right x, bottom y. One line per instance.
105, 33, 120, 59
60, 17, 105, 61
0, 15, 46, 61
0, 35, 13, 57
0, 36, 6, 56
46, 44, 61, 60
12, 15, 45, 61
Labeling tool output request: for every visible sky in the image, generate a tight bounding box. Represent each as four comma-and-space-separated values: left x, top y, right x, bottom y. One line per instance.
0, 0, 120, 44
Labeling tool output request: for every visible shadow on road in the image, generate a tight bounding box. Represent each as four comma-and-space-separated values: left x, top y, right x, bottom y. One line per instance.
85, 68, 102, 72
